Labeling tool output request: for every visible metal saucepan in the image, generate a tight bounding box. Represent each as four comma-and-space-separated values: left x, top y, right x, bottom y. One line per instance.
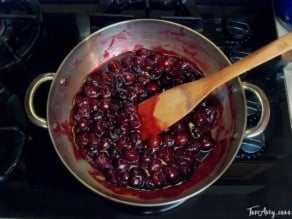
24, 19, 270, 207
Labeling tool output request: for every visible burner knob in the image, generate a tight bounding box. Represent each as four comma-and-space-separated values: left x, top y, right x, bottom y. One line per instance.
226, 49, 250, 63
236, 134, 265, 160
225, 18, 252, 44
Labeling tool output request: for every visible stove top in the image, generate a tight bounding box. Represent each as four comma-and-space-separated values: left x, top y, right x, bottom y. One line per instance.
1, 0, 292, 218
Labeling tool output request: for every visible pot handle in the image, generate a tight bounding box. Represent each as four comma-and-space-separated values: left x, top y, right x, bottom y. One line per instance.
25, 73, 55, 128
242, 82, 270, 138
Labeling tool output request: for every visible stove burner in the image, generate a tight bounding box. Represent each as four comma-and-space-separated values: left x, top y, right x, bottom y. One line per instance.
0, 82, 26, 182
91, 0, 203, 32
225, 17, 252, 44
0, 0, 43, 72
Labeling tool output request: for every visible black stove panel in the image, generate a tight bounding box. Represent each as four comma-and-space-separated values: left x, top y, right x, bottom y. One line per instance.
0, 0, 292, 217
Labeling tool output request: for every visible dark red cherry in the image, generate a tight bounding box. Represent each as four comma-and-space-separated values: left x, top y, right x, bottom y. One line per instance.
157, 147, 173, 164
129, 167, 147, 188
108, 60, 122, 73
163, 166, 179, 183
113, 158, 129, 171
174, 131, 190, 147
146, 81, 160, 94
117, 170, 130, 186
123, 148, 139, 162
122, 72, 136, 85
146, 135, 162, 151
104, 167, 118, 185
94, 152, 111, 170
200, 133, 216, 151
148, 158, 163, 174
192, 109, 208, 127
121, 54, 133, 68
151, 170, 166, 188
98, 137, 111, 151
185, 139, 201, 154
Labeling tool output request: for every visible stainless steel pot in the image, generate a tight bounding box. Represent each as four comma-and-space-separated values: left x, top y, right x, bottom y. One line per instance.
24, 19, 270, 207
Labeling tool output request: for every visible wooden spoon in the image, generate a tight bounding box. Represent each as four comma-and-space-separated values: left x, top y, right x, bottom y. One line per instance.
137, 32, 292, 140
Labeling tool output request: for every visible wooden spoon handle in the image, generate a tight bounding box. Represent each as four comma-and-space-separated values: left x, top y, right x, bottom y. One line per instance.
186, 32, 292, 95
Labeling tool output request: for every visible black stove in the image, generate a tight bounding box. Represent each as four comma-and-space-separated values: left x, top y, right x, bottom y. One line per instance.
1, 0, 292, 218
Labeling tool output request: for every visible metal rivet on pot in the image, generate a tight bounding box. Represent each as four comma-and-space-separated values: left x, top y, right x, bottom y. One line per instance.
60, 78, 66, 85
232, 131, 239, 140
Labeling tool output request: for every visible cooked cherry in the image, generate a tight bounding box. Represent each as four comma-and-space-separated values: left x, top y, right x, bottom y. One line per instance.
92, 121, 106, 136
74, 93, 90, 107
84, 85, 99, 98
151, 170, 166, 188
117, 170, 130, 186
121, 54, 133, 68
76, 117, 89, 132
133, 56, 143, 66
98, 137, 111, 151
146, 81, 160, 94
108, 60, 122, 73
174, 148, 194, 166
108, 146, 120, 159
129, 132, 142, 147
147, 135, 162, 151
123, 148, 139, 162
104, 167, 118, 185
151, 66, 164, 79
139, 148, 154, 167
136, 74, 150, 85
136, 48, 150, 59
88, 132, 99, 146
113, 158, 129, 171
116, 136, 131, 150
99, 98, 112, 111
171, 121, 188, 133
157, 147, 173, 164
158, 56, 176, 69
128, 114, 141, 130
122, 72, 136, 85
94, 152, 111, 170
163, 166, 179, 183
161, 133, 175, 147
192, 109, 207, 127
179, 164, 192, 178
77, 104, 90, 118
102, 72, 114, 84
148, 158, 163, 174
185, 139, 201, 154
75, 133, 88, 146
89, 98, 99, 111
174, 131, 190, 147
129, 167, 147, 188
200, 132, 216, 151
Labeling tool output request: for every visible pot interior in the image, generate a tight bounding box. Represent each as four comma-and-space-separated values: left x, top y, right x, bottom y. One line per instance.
47, 19, 246, 206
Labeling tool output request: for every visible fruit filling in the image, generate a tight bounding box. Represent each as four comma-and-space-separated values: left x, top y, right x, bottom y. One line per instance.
71, 48, 222, 190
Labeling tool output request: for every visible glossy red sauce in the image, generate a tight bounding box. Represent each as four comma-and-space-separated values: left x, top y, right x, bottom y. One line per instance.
53, 120, 82, 161
137, 95, 166, 140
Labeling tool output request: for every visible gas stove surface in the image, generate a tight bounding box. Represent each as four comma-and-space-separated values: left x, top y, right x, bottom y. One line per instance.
0, 0, 292, 218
